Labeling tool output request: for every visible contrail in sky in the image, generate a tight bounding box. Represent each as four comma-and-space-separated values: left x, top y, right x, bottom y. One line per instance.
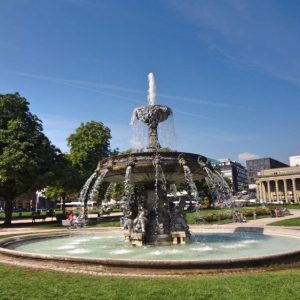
3, 69, 247, 110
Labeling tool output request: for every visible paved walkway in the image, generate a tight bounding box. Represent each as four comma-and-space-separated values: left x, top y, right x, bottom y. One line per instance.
1, 209, 300, 236
189, 209, 300, 235
222, 208, 300, 228
0, 212, 122, 225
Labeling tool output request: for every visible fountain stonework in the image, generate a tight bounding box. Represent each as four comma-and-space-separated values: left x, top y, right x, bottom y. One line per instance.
91, 73, 209, 246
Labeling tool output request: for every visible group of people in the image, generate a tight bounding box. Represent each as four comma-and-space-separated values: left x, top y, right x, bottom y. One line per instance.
66, 211, 84, 227
271, 207, 284, 218
233, 211, 247, 223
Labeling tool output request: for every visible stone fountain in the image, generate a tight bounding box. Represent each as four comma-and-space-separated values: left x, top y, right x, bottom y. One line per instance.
80, 73, 220, 246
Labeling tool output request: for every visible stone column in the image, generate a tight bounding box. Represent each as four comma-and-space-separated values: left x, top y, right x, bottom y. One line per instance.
256, 182, 261, 200
262, 181, 267, 202
260, 182, 264, 201
267, 181, 271, 203
275, 180, 279, 202
284, 179, 288, 203
292, 178, 298, 203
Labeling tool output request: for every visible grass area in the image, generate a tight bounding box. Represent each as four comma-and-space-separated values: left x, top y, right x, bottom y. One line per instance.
186, 209, 222, 224
0, 209, 122, 220
0, 207, 269, 227
0, 210, 64, 219
186, 206, 271, 225
1, 264, 300, 300
269, 217, 300, 226
96, 220, 121, 227
279, 204, 300, 209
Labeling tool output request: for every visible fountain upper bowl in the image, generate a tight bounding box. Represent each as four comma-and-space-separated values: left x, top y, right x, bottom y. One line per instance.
133, 104, 172, 124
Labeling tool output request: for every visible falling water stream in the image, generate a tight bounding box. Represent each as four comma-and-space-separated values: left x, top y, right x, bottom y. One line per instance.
80, 172, 97, 204
204, 167, 234, 207
183, 165, 198, 199
124, 166, 134, 198
103, 183, 117, 205
89, 170, 109, 201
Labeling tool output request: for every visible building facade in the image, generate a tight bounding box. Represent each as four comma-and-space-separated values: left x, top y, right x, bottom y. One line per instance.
219, 159, 248, 193
256, 166, 300, 203
246, 158, 288, 188
290, 155, 300, 167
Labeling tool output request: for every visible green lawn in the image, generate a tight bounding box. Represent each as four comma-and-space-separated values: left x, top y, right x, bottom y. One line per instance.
0, 264, 300, 300
280, 204, 300, 209
96, 220, 121, 227
269, 217, 300, 226
186, 206, 271, 225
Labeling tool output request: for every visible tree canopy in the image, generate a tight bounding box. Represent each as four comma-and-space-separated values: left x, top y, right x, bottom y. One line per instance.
67, 120, 113, 179
0, 93, 60, 225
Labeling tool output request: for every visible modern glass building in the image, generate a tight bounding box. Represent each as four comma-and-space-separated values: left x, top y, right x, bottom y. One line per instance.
218, 159, 248, 193
246, 158, 288, 186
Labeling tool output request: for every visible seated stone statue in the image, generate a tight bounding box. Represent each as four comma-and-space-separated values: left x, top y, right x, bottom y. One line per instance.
123, 218, 133, 231
133, 210, 147, 233
171, 205, 188, 232
157, 223, 164, 234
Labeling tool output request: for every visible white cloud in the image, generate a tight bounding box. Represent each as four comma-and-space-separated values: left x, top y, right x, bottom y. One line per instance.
238, 152, 260, 162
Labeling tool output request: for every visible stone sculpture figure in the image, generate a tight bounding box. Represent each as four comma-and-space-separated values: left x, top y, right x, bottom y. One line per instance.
123, 218, 133, 231
133, 209, 148, 233
171, 200, 189, 233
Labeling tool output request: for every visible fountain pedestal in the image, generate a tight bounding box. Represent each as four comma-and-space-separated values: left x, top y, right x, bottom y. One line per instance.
171, 232, 187, 245
130, 232, 145, 247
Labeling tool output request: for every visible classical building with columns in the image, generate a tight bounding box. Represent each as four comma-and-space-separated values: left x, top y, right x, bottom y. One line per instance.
256, 166, 300, 203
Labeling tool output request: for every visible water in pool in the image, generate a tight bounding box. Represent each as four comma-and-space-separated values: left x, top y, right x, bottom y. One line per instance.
7, 232, 300, 261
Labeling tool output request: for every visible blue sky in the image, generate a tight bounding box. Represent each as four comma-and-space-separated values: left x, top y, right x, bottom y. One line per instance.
1, 0, 300, 165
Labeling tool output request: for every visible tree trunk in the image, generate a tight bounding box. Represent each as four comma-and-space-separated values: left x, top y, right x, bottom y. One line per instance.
3, 199, 13, 226
61, 193, 66, 216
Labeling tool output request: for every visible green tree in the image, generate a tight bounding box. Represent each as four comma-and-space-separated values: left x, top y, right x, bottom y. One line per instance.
43, 154, 80, 215
67, 121, 112, 178
0, 93, 59, 225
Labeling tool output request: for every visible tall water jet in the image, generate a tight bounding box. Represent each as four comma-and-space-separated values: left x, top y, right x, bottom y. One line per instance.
147, 72, 156, 105
131, 72, 172, 152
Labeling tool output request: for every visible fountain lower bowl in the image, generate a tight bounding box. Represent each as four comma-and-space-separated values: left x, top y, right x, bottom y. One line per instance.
2, 228, 300, 273
97, 151, 207, 183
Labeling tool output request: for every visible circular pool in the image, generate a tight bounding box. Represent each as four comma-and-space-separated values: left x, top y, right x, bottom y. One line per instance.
4, 232, 300, 261
1, 229, 300, 274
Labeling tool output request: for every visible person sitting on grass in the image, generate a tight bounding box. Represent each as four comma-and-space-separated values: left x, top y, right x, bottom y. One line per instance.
71, 214, 77, 226
67, 211, 73, 222
233, 211, 239, 222
75, 214, 85, 228
240, 212, 247, 223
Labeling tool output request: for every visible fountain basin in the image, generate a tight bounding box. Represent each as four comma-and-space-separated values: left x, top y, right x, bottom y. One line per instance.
97, 151, 207, 183
133, 104, 172, 124
2, 228, 300, 273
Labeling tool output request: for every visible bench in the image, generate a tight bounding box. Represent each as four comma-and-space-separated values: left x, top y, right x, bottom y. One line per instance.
62, 219, 85, 228
32, 215, 47, 223
62, 219, 71, 227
